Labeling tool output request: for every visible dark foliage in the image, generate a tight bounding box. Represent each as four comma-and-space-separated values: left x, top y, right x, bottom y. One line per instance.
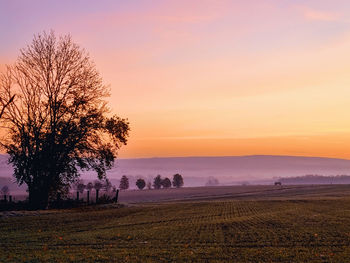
94, 180, 103, 191
153, 175, 162, 189
73, 179, 86, 193
86, 182, 94, 191
119, 175, 129, 190
0, 32, 129, 209
136, 178, 146, 190
161, 177, 171, 188
172, 174, 184, 188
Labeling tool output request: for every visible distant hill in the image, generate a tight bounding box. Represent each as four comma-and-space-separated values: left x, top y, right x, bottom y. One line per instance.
278, 175, 350, 185
105, 155, 350, 185
1, 155, 350, 189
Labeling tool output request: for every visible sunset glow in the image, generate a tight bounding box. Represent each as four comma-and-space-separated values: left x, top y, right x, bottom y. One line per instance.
2, 0, 350, 158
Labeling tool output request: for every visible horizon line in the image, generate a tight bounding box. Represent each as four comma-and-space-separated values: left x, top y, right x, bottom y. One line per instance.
117, 154, 350, 161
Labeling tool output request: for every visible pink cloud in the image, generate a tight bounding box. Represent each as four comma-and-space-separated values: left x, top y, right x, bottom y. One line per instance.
299, 6, 340, 22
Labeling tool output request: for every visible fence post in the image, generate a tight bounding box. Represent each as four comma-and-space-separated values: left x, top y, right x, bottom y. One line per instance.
115, 189, 119, 203
87, 190, 90, 204
9, 195, 12, 203
4, 195, 7, 202
96, 189, 99, 203
76, 191, 79, 201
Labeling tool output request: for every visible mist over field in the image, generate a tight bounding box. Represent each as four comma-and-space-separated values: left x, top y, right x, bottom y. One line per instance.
2, 154, 350, 193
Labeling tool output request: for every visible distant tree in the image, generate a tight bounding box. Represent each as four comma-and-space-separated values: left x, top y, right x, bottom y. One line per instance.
153, 175, 162, 189
77, 183, 86, 194
119, 175, 129, 190
103, 179, 112, 192
172, 174, 184, 188
205, 177, 219, 186
112, 186, 117, 192
136, 179, 146, 190
1, 185, 9, 195
161, 177, 171, 188
147, 181, 152, 190
73, 179, 86, 193
86, 182, 94, 192
0, 31, 130, 209
94, 180, 103, 191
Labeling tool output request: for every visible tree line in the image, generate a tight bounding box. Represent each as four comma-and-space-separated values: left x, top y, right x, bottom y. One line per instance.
69, 173, 184, 194
120, 174, 184, 190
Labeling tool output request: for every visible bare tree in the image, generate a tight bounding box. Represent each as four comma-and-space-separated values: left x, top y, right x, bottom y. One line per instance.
0, 32, 130, 209
0, 95, 15, 119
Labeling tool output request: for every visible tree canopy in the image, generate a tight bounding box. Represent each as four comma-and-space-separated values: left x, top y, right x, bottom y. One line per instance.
0, 32, 130, 208
161, 177, 171, 188
153, 175, 162, 189
172, 174, 184, 188
119, 175, 129, 190
136, 178, 146, 190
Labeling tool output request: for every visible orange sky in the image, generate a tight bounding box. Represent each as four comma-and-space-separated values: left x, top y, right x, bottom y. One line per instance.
2, 1, 350, 158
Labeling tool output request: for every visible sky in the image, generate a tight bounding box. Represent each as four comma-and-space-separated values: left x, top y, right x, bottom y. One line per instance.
1, 0, 350, 159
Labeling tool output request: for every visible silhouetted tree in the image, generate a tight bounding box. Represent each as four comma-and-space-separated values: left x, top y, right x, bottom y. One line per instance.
172, 174, 184, 188
94, 180, 103, 191
161, 177, 171, 188
153, 175, 162, 189
119, 175, 129, 190
136, 178, 146, 190
77, 182, 86, 194
0, 95, 14, 119
1, 185, 9, 196
0, 32, 129, 209
86, 182, 94, 192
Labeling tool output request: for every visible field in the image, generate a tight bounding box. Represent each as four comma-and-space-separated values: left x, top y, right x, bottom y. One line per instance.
1, 185, 350, 262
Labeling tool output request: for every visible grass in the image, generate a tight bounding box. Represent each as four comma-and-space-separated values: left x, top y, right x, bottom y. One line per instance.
2, 186, 350, 262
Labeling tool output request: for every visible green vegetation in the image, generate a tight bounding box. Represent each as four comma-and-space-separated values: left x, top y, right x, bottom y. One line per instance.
2, 186, 350, 262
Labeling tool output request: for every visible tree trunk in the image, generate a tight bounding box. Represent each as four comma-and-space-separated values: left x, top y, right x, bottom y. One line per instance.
28, 184, 50, 210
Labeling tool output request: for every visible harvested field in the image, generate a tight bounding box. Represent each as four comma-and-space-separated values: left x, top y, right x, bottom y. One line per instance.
1, 185, 350, 262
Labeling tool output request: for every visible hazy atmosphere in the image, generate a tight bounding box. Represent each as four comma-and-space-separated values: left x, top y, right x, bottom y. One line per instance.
2, 1, 350, 262
2, 1, 350, 158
